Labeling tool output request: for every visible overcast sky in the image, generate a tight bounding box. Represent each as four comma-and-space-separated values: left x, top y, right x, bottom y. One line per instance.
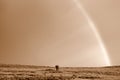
0, 0, 120, 67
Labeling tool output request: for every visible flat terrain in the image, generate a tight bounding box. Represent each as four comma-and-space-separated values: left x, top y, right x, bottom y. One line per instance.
0, 64, 120, 80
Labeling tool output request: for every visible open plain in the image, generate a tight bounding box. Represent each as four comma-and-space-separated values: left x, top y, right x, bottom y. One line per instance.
0, 64, 120, 80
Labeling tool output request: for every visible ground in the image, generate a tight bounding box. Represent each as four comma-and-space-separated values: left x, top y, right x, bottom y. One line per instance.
0, 64, 120, 80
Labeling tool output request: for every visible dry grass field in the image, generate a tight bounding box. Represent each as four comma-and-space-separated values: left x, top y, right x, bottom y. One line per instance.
0, 64, 120, 80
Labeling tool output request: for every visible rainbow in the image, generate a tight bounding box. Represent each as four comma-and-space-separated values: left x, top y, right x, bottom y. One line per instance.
72, 0, 111, 66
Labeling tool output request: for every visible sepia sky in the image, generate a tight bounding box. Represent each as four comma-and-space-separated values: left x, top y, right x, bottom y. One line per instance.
80, 0, 120, 66
0, 0, 120, 67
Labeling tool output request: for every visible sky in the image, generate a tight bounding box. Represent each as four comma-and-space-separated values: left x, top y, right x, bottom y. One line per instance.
0, 0, 120, 67
80, 0, 120, 66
